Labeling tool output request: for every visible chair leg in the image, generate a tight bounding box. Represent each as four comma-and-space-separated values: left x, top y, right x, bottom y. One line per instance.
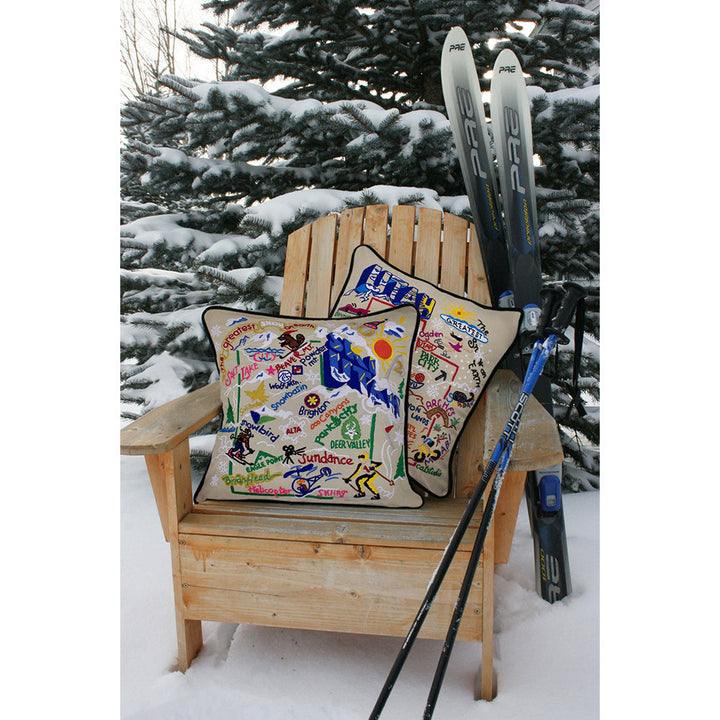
160, 440, 203, 671
476, 487, 497, 700
176, 616, 203, 672
475, 661, 498, 701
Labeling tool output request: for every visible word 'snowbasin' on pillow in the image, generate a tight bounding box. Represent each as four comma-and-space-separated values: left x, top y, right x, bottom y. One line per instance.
195, 305, 423, 507
332, 244, 521, 497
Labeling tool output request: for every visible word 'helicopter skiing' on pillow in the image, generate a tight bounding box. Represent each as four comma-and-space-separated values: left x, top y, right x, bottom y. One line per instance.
332, 244, 521, 497
195, 305, 423, 508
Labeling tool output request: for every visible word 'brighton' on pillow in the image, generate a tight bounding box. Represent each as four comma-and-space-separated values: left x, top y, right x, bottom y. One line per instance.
195, 305, 423, 507
332, 244, 521, 497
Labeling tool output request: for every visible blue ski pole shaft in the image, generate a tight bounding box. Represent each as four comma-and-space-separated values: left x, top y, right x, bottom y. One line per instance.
423, 337, 557, 719
368, 343, 545, 720
368, 456, 498, 720
369, 285, 586, 719
423, 284, 587, 717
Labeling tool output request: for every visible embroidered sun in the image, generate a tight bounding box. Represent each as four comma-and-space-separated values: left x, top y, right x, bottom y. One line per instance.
354, 321, 411, 376
445, 302, 474, 322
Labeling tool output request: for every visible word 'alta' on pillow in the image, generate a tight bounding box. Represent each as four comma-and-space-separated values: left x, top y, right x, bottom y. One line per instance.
332, 244, 521, 497
195, 305, 423, 508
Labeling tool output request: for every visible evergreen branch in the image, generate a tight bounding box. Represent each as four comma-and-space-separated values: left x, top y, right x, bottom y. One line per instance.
377, 108, 401, 133
126, 140, 163, 157
159, 74, 200, 100
120, 238, 147, 250
302, 0, 414, 63
125, 94, 188, 118
197, 264, 264, 290
408, 0, 430, 48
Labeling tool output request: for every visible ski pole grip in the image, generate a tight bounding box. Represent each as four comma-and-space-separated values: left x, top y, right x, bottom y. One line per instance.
546, 282, 587, 344
536, 286, 564, 339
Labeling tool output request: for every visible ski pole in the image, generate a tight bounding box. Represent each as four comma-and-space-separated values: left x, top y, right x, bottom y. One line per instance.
367, 437, 504, 719
422, 282, 587, 719
368, 283, 585, 719
367, 307, 549, 720
368, 345, 540, 720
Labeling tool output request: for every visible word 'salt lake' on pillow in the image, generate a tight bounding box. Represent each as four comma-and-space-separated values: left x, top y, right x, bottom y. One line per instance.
195, 305, 423, 507
332, 244, 521, 496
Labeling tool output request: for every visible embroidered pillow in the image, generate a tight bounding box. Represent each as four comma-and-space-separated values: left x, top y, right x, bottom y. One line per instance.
332, 244, 521, 496
195, 305, 423, 507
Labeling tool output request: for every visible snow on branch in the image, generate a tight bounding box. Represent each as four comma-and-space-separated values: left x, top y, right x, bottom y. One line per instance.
240, 185, 442, 237
160, 73, 201, 100
197, 264, 266, 291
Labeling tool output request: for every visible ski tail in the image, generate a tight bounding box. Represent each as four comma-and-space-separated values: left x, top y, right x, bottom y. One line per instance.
526, 468, 572, 600
441, 27, 512, 307
490, 48, 542, 316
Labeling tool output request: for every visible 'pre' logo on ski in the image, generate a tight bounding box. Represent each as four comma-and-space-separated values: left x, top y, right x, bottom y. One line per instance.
503, 106, 525, 196
456, 86, 488, 182
498, 65, 516, 73
448, 43, 466, 52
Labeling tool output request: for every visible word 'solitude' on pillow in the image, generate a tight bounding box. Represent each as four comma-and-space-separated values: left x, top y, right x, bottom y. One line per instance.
195, 305, 423, 507
332, 244, 521, 496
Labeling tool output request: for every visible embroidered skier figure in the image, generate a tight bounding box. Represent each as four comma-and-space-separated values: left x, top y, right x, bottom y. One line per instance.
227, 427, 254, 463
345, 452, 385, 500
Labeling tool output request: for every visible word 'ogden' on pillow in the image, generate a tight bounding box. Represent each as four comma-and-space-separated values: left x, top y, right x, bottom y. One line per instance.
332, 244, 521, 497
195, 305, 423, 508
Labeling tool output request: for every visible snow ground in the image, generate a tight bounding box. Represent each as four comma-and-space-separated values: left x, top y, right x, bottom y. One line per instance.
121, 455, 599, 719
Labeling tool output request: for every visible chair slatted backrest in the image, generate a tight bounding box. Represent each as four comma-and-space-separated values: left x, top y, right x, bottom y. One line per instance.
280, 204, 492, 319
281, 204, 493, 499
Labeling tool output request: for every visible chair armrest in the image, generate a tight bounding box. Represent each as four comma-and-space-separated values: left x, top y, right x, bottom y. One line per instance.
120, 381, 222, 456
483, 370, 564, 471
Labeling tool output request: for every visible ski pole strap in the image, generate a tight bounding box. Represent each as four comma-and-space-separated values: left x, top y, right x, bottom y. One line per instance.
535, 286, 563, 340
566, 295, 587, 418
539, 282, 588, 417
545, 282, 586, 343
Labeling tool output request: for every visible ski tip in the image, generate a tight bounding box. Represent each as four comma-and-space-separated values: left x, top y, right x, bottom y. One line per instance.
443, 26, 470, 54
493, 48, 522, 76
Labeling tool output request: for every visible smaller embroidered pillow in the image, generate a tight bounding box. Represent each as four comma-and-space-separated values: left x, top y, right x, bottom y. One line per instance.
195, 305, 423, 508
332, 244, 521, 496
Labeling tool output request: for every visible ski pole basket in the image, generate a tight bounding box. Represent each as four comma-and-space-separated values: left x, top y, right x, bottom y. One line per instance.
120, 204, 564, 701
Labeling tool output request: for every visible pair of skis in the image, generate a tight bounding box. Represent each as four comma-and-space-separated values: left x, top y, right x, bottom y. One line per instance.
441, 26, 572, 603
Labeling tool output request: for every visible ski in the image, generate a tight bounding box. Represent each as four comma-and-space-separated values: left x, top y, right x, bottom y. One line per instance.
440, 26, 512, 307
490, 47, 571, 602
441, 28, 571, 602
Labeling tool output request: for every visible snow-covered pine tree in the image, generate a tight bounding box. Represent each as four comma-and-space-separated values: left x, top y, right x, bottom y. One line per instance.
121, 0, 599, 487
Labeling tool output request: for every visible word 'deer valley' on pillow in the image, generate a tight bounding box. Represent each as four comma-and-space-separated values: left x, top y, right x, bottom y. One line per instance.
195, 305, 423, 508
332, 244, 521, 497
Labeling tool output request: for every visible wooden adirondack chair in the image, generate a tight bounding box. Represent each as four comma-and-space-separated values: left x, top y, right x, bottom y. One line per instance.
120, 204, 563, 701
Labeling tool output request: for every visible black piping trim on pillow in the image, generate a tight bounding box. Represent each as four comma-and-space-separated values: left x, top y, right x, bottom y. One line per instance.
330, 243, 523, 499
194, 303, 424, 507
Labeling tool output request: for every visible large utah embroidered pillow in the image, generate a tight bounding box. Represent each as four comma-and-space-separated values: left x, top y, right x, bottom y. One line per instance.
195, 305, 423, 507
332, 244, 521, 497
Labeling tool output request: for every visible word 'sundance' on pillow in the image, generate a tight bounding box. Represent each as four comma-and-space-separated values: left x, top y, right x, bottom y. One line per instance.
195, 305, 423, 507
332, 244, 521, 496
